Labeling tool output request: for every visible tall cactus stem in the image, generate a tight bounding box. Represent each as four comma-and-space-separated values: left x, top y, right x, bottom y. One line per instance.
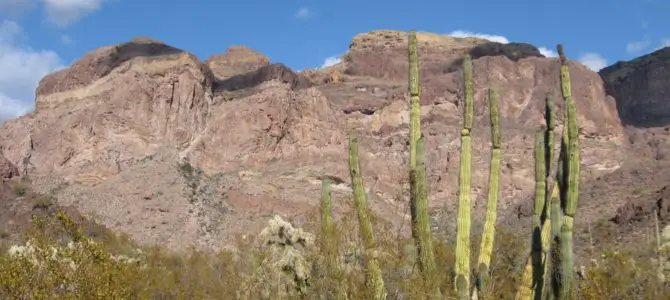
347, 131, 387, 300
556, 43, 581, 299
320, 176, 337, 274
516, 130, 549, 300
476, 88, 501, 293
413, 136, 440, 297
455, 54, 474, 297
408, 31, 421, 171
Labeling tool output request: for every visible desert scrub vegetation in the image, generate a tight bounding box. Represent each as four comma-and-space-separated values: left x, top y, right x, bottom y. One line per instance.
0, 203, 667, 299
1, 31, 670, 299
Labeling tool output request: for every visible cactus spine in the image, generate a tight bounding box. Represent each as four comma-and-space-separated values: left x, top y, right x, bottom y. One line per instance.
554, 44, 581, 299
455, 54, 475, 298
476, 88, 501, 293
347, 131, 387, 300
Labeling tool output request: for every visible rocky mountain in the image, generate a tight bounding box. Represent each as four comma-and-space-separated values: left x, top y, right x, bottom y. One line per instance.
0, 30, 667, 253
600, 46, 670, 128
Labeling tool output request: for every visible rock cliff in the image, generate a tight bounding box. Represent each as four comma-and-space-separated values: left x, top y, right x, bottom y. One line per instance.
0, 30, 661, 252
600, 46, 670, 128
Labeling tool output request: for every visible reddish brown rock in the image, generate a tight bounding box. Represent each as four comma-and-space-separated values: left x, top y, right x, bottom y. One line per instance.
214, 63, 311, 92
0, 154, 18, 179
0, 30, 657, 253
205, 46, 270, 80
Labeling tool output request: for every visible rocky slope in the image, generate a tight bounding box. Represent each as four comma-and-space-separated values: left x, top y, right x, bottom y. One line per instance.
0, 30, 665, 253
600, 46, 670, 128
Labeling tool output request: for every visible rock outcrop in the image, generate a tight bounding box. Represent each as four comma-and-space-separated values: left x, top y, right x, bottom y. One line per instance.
205, 45, 270, 80
0, 30, 653, 253
0, 154, 18, 179
600, 46, 670, 128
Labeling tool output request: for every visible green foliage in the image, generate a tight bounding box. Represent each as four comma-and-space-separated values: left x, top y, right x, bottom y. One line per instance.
11, 181, 27, 196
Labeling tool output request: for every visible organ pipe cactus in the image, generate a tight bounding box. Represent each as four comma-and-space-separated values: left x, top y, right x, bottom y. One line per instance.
407, 30, 439, 298
455, 54, 474, 299
412, 136, 440, 297
320, 176, 348, 299
347, 131, 387, 300
476, 88, 501, 293
320, 176, 337, 274
554, 44, 581, 299
517, 131, 548, 300
408, 31, 422, 171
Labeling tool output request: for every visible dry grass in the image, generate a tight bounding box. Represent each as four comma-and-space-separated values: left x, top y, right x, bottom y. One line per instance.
0, 207, 667, 299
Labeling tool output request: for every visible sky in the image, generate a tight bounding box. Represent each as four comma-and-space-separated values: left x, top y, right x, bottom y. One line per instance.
0, 0, 668, 123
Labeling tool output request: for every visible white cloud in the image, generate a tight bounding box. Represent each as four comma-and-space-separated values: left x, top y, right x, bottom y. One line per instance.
0, 20, 64, 123
652, 38, 670, 51
320, 55, 341, 68
538, 47, 557, 57
0, 0, 38, 16
60, 34, 73, 45
578, 52, 608, 71
626, 39, 651, 54
294, 7, 312, 19
42, 0, 105, 27
448, 30, 509, 44
448, 30, 557, 58
0, 0, 104, 27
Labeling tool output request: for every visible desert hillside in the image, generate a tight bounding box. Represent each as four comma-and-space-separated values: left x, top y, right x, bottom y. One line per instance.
0, 30, 669, 256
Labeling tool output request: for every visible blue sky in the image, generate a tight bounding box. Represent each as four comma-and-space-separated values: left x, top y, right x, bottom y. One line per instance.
0, 0, 668, 122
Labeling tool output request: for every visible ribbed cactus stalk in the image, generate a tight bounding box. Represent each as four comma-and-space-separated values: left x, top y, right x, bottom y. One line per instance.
408, 30, 421, 246
347, 131, 387, 300
544, 94, 555, 185
516, 130, 548, 300
408, 30, 421, 171
406, 30, 439, 298
532, 130, 548, 299
413, 136, 440, 297
320, 176, 337, 273
455, 54, 474, 298
320, 176, 348, 299
546, 92, 562, 241
556, 44, 581, 299
538, 184, 557, 300
476, 88, 501, 293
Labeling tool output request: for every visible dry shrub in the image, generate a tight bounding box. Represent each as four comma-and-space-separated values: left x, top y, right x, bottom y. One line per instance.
1, 207, 669, 299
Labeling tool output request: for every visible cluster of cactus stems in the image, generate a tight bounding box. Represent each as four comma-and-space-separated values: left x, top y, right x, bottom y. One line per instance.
408, 31, 441, 298
314, 32, 581, 300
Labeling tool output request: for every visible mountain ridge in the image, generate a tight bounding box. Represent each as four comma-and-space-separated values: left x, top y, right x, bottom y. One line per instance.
0, 29, 667, 254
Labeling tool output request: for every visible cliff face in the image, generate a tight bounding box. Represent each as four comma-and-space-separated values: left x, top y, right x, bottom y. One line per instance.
0, 30, 643, 252
600, 46, 670, 128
